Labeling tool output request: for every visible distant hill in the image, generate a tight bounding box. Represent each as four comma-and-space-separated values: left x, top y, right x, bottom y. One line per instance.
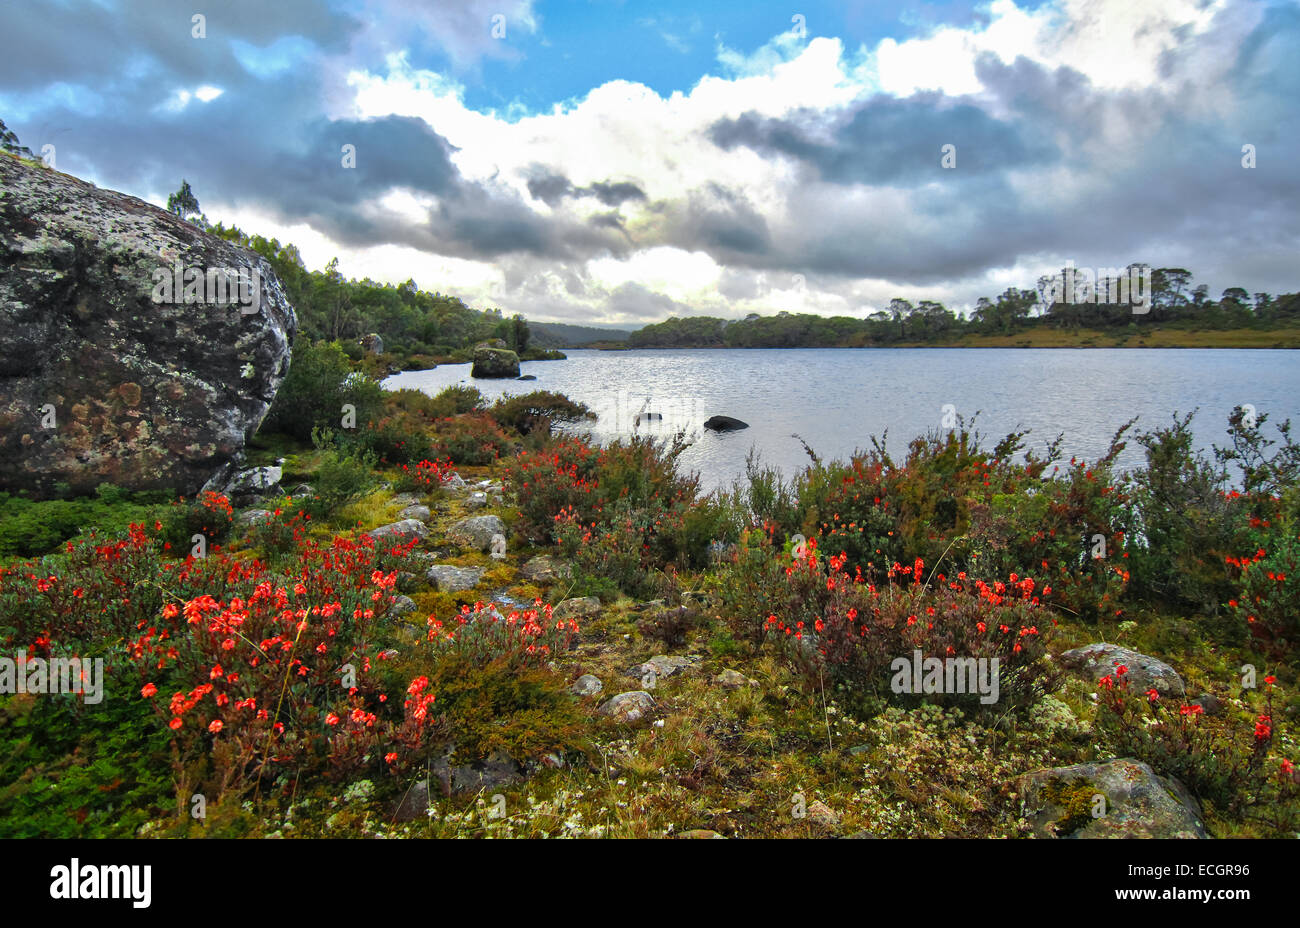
530, 321, 633, 347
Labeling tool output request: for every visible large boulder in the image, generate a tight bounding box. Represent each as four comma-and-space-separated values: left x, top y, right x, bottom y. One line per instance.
0, 156, 296, 498
1015, 758, 1208, 838
446, 515, 506, 551
1059, 643, 1186, 697
471, 344, 520, 378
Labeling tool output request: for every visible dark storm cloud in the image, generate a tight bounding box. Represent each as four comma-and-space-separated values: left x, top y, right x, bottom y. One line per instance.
710, 92, 1058, 184
2, 0, 1297, 325
586, 180, 647, 205
0, 0, 359, 92
523, 166, 647, 207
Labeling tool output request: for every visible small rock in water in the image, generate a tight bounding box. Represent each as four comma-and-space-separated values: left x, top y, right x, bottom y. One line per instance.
703, 415, 749, 432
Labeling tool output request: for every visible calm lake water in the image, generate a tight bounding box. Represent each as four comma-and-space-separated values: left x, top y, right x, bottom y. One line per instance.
385, 348, 1300, 493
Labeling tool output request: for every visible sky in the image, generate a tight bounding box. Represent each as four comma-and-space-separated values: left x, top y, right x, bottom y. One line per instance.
2, 0, 1297, 327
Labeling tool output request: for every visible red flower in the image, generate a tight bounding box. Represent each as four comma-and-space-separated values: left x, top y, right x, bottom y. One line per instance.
141, 682, 157, 698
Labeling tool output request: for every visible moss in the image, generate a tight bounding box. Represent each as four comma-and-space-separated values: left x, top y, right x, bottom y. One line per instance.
1040, 776, 1101, 836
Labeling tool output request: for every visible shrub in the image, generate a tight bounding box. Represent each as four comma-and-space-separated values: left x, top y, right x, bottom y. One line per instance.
429, 413, 513, 466
159, 491, 236, 553
725, 535, 1059, 713
0, 486, 168, 558
490, 391, 595, 436
262, 341, 384, 441
423, 598, 579, 668
1094, 670, 1298, 833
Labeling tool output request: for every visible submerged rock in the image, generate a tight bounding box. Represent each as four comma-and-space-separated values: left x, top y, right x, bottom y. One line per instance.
703, 415, 749, 432
0, 154, 296, 498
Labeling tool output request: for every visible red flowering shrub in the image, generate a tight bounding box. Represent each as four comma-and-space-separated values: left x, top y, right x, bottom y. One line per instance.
729, 533, 1059, 712
1094, 669, 1299, 832
393, 457, 459, 495
0, 519, 440, 803
429, 413, 513, 465
423, 598, 579, 667
1226, 529, 1300, 659
504, 437, 605, 542
159, 492, 236, 552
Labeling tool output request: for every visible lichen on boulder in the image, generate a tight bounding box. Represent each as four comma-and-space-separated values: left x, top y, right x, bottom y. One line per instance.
0, 155, 296, 497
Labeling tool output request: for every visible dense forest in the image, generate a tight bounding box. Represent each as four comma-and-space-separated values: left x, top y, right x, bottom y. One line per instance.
629, 270, 1300, 348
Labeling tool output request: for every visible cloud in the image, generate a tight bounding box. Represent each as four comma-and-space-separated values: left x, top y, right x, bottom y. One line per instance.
1, 0, 1296, 329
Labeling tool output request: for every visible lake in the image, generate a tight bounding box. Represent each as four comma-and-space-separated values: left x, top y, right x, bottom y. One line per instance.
384, 348, 1300, 493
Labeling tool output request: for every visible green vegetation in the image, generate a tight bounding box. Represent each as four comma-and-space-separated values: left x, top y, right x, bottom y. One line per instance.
3, 318, 1298, 840
627, 270, 1300, 348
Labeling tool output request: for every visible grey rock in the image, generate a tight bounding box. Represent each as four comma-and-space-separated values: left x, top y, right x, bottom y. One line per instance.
714, 669, 753, 689
426, 565, 486, 592
805, 800, 840, 830
367, 519, 429, 542
569, 674, 604, 697
519, 555, 573, 583
290, 483, 315, 498
554, 596, 601, 621
237, 509, 274, 526
446, 515, 506, 551
626, 654, 701, 681
432, 748, 524, 795
389, 595, 418, 617
398, 504, 431, 523
598, 691, 656, 722
1191, 693, 1224, 716
227, 463, 283, 500
393, 778, 433, 822
466, 491, 489, 510
359, 332, 384, 355
1060, 643, 1185, 697
1016, 758, 1207, 838
0, 154, 296, 498
470, 345, 521, 378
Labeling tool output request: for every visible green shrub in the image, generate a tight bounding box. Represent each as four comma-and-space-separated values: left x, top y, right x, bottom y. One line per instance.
262, 340, 384, 441
490, 391, 595, 436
